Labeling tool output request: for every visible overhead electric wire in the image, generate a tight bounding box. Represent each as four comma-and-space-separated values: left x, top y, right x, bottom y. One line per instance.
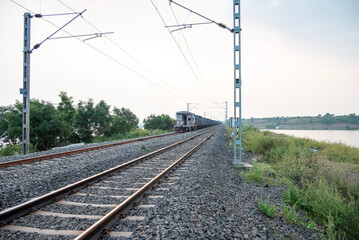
10, 0, 186, 102
56, 0, 188, 102
10, 0, 35, 14
56, 0, 76, 12
150, 0, 212, 102
82, 19, 186, 101
183, 11, 191, 25
57, 0, 226, 119
169, 3, 213, 102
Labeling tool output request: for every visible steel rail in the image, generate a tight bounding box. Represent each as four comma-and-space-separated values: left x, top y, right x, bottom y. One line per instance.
0, 129, 212, 223
75, 129, 217, 240
0, 132, 177, 169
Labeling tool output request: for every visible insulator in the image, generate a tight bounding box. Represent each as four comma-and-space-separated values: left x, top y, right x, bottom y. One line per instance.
218, 23, 227, 28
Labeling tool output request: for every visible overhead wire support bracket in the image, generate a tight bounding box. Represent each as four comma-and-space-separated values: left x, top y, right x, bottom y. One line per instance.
165, 22, 213, 32
34, 12, 81, 18
187, 103, 200, 111
31, 9, 87, 52
48, 32, 114, 42
168, 25, 191, 33
168, 0, 233, 33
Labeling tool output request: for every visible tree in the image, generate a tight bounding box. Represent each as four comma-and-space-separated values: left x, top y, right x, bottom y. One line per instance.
1, 100, 64, 150
324, 113, 334, 118
57, 92, 76, 123
0, 94, 144, 152
0, 106, 10, 139
143, 114, 174, 131
57, 92, 76, 143
322, 113, 335, 125
93, 100, 111, 137
5, 102, 22, 144
30, 99, 64, 150
347, 113, 359, 124
74, 99, 96, 143
143, 114, 159, 130
110, 107, 139, 135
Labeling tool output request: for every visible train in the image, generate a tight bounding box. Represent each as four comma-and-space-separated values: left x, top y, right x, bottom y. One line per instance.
174, 111, 221, 132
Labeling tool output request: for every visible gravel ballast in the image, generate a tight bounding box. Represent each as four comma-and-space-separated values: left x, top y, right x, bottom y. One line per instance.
106, 126, 318, 239
0, 133, 175, 164
0, 130, 202, 211
0, 126, 319, 239
0, 130, 212, 238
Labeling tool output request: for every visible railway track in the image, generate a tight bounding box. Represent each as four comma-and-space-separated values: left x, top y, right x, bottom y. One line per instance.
0, 132, 177, 168
0, 128, 217, 239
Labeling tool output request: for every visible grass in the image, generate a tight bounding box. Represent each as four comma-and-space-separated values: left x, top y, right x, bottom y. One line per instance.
93, 128, 168, 143
281, 201, 318, 231
240, 159, 278, 185
234, 125, 359, 239
281, 202, 300, 225
141, 145, 151, 151
256, 197, 276, 217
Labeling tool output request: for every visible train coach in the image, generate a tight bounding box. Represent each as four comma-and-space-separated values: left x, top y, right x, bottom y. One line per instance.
174, 111, 220, 132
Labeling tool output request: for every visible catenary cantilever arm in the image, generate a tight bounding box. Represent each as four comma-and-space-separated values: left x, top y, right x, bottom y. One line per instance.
169, 0, 233, 32
31, 9, 87, 52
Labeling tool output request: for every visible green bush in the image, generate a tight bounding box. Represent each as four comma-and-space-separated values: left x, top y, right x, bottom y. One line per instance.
0, 144, 22, 156
281, 202, 300, 225
256, 197, 276, 218
325, 143, 359, 165
240, 161, 277, 185
284, 183, 302, 206
143, 114, 174, 131
303, 178, 358, 238
240, 126, 359, 239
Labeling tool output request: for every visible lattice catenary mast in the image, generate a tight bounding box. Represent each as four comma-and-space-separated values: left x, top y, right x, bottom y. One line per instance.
19, 11, 112, 154
165, 0, 244, 164
233, 0, 242, 164
21, 13, 32, 154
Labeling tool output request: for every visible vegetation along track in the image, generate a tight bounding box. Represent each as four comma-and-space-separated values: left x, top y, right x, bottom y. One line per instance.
0, 127, 217, 239
0, 132, 177, 168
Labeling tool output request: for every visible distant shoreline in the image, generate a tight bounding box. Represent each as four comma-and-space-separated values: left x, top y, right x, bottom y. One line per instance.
264, 129, 359, 149
242, 114, 359, 130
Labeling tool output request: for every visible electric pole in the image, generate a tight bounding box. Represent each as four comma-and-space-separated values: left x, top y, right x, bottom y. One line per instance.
19, 11, 112, 154
233, 0, 244, 165
163, 1, 246, 165
21, 13, 32, 154
187, 103, 200, 112
225, 101, 228, 124
213, 101, 228, 123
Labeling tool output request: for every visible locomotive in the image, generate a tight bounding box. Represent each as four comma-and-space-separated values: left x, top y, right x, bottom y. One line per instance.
174, 111, 220, 132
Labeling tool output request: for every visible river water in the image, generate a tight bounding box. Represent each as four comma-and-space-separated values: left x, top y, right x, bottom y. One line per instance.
266, 130, 359, 149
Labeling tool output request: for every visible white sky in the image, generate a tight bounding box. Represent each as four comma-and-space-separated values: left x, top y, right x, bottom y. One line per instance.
0, 0, 358, 123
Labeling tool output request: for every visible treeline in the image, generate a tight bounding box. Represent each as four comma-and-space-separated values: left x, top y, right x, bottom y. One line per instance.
243, 113, 359, 130
0, 92, 174, 153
